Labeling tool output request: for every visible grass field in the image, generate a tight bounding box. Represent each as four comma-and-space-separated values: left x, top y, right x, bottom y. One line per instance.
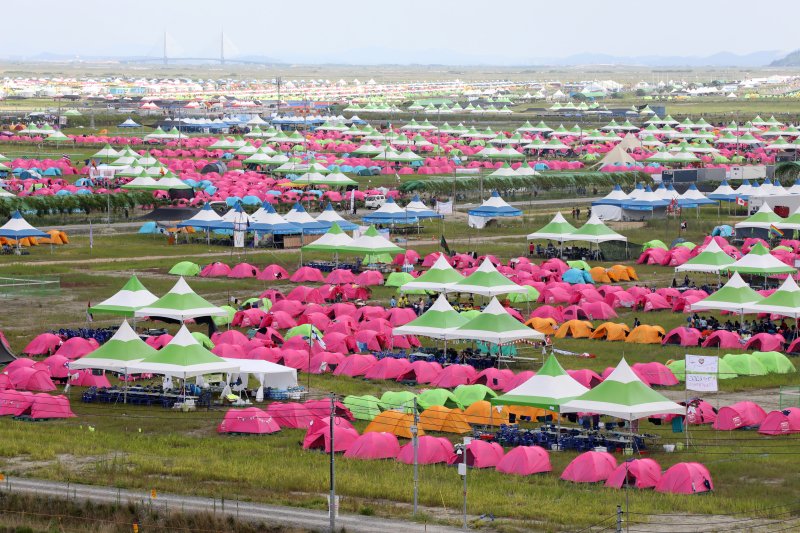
0, 200, 798, 531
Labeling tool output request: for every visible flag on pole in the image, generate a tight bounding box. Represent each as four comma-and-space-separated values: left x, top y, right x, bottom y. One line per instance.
440, 235, 451, 255
310, 327, 326, 349
736, 197, 747, 207
770, 224, 785, 237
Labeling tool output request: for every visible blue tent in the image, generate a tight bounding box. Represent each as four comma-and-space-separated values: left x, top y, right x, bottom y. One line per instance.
562, 268, 593, 285
467, 191, 522, 218
316, 202, 358, 230
283, 202, 328, 234
75, 178, 94, 187
241, 195, 262, 206
43, 167, 61, 176
177, 203, 231, 231
712, 225, 734, 237
139, 221, 160, 234
0, 211, 49, 239
363, 197, 419, 225
249, 202, 303, 235
118, 118, 142, 128
225, 196, 242, 207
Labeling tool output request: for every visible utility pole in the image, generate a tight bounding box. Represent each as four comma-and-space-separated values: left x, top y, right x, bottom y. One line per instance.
412, 398, 419, 515
329, 393, 336, 533
220, 30, 225, 66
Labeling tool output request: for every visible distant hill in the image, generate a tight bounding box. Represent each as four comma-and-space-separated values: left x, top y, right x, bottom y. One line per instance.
771, 50, 800, 66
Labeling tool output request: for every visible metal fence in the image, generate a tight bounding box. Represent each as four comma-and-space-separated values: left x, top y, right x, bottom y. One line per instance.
0, 275, 60, 297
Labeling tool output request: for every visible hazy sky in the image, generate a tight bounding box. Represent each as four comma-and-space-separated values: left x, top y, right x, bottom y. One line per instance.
5, 0, 798, 64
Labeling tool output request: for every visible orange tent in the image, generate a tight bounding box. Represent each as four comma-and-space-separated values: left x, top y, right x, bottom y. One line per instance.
463, 400, 506, 426
589, 267, 612, 283
506, 405, 557, 420
590, 322, 630, 341
625, 325, 666, 344
19, 237, 38, 247
525, 317, 557, 335
440, 409, 473, 434
365, 411, 424, 438
420, 406, 471, 434
555, 320, 594, 339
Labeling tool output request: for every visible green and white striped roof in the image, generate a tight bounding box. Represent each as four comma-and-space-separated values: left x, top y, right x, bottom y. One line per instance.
126, 325, 239, 379
445, 297, 544, 345
342, 226, 403, 254
89, 275, 158, 317
493, 354, 589, 412
735, 203, 784, 230
301, 222, 353, 251
689, 272, 761, 313
725, 243, 797, 276
526, 212, 577, 241
392, 294, 469, 339
674, 240, 735, 274
743, 275, 800, 318
561, 358, 685, 420
69, 320, 157, 373
400, 254, 464, 292
134, 277, 227, 321
564, 214, 627, 244
446, 258, 525, 297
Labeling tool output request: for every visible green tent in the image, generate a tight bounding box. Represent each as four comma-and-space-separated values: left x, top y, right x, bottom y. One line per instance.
493, 355, 590, 412
344, 395, 382, 421
725, 243, 796, 276
401, 255, 464, 293
561, 358, 684, 420
642, 239, 668, 251
135, 277, 226, 322
453, 384, 497, 408
743, 276, 800, 318
393, 294, 469, 339
379, 390, 417, 412
750, 351, 796, 374
191, 331, 215, 349
343, 226, 403, 255
567, 260, 591, 271
285, 324, 322, 340
689, 272, 762, 314
385, 272, 415, 288
169, 261, 200, 276
507, 285, 540, 303
564, 214, 627, 245
446, 297, 544, 345
675, 239, 735, 274
125, 325, 239, 378
722, 353, 768, 376
213, 305, 237, 326
666, 358, 738, 381
89, 275, 158, 317
302, 223, 354, 252
68, 320, 156, 373
446, 258, 524, 297
417, 388, 462, 410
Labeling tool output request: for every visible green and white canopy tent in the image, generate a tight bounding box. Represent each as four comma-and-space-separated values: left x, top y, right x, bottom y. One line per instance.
301, 222, 353, 252
725, 243, 797, 277
492, 354, 588, 412
400, 254, 464, 293
342, 226, 403, 255
69, 320, 157, 373
134, 277, 227, 322
126, 325, 239, 379
735, 203, 784, 231
564, 214, 628, 245
674, 239, 735, 274
89, 275, 159, 317
742, 276, 800, 318
393, 294, 469, 339
444, 297, 545, 345
561, 358, 685, 421
526, 211, 578, 253
688, 272, 761, 314
445, 258, 525, 297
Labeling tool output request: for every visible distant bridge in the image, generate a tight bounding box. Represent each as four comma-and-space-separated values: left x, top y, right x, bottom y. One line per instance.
127, 31, 275, 66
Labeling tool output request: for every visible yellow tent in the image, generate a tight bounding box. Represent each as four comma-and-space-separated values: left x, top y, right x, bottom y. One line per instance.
589, 266, 612, 283
525, 317, 557, 335
365, 411, 424, 439
554, 320, 594, 339
590, 322, 630, 341
625, 325, 665, 344
607, 264, 637, 282
463, 400, 506, 426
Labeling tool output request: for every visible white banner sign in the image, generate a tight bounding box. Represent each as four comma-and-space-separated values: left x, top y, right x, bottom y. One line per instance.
435, 200, 453, 215
686, 373, 718, 392
686, 354, 718, 373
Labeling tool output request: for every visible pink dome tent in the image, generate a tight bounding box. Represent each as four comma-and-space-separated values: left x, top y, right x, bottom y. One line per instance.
495, 446, 552, 476
363, 358, 412, 381
8, 367, 56, 392
631, 362, 679, 386
662, 327, 702, 347
713, 401, 767, 430
604, 458, 661, 489
561, 451, 617, 483
654, 462, 713, 494
397, 436, 453, 465
395, 360, 443, 384
757, 408, 800, 435
343, 432, 401, 460
302, 419, 359, 453
701, 330, 741, 349
228, 263, 260, 278
743, 333, 785, 352
217, 407, 281, 435
55, 337, 99, 359
471, 368, 515, 391
0, 390, 35, 416
200, 262, 231, 277
448, 440, 504, 468
290, 267, 324, 283
429, 365, 476, 388
266, 402, 317, 429
23, 333, 62, 356
258, 264, 289, 281
28, 394, 76, 420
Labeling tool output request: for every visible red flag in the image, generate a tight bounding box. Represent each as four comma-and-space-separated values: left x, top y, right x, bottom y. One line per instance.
736, 197, 747, 207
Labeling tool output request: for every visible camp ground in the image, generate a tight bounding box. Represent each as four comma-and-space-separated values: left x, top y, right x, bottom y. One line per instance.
1, 33, 800, 533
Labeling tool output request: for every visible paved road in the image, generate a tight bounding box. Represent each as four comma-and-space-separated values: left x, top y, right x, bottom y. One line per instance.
0, 476, 462, 533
